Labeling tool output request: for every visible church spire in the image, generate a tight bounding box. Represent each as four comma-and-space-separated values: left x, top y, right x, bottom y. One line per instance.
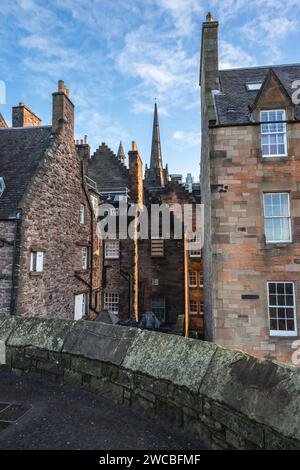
117, 141, 126, 163
146, 102, 165, 187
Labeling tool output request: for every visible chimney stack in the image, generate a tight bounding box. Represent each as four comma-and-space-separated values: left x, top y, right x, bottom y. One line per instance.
200, 13, 219, 123
52, 80, 74, 138
75, 135, 90, 175
12, 102, 41, 127
128, 141, 143, 205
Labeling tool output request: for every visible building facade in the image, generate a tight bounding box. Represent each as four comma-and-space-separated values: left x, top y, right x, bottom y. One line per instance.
88, 104, 203, 337
200, 13, 300, 362
0, 81, 101, 320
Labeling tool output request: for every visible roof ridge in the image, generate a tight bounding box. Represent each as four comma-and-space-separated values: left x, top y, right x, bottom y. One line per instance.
0, 125, 52, 131
220, 63, 300, 73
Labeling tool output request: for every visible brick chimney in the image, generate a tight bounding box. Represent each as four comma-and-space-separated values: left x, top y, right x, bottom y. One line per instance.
200, 13, 219, 123
52, 80, 74, 138
12, 103, 41, 127
75, 135, 90, 174
128, 141, 143, 205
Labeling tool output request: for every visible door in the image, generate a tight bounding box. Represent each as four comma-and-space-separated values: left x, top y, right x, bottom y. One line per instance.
74, 293, 86, 320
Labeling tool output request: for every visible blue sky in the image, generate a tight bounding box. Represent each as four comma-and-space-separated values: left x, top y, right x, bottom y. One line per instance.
0, 0, 300, 179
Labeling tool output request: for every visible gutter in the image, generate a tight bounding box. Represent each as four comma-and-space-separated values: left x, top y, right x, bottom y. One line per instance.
1, 213, 22, 316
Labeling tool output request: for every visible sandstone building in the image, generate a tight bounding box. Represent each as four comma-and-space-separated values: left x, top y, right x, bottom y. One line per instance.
0, 82, 101, 320
200, 14, 300, 362
88, 104, 203, 337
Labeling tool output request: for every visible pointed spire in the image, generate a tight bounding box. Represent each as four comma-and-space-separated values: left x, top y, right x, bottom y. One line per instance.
117, 141, 126, 163
146, 102, 165, 188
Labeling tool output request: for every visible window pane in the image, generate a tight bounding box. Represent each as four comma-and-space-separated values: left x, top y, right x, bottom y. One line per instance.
269, 307, 277, 318
281, 218, 291, 241
269, 283, 276, 294
287, 320, 295, 331
286, 284, 293, 295
277, 283, 284, 294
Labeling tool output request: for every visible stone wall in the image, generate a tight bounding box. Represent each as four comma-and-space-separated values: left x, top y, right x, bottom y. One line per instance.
16, 134, 100, 319
208, 123, 300, 363
0, 315, 299, 450
0, 221, 15, 315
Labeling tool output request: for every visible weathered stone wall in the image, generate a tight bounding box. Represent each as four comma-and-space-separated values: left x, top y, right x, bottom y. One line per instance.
0, 221, 15, 315
209, 123, 300, 363
16, 133, 100, 319
1, 316, 299, 450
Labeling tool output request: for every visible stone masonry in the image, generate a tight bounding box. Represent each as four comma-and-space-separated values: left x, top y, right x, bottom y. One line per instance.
200, 13, 300, 362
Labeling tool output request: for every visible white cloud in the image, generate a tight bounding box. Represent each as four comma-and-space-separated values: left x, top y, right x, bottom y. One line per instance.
76, 109, 129, 153
116, 25, 198, 113
241, 16, 297, 62
156, 0, 203, 36
219, 41, 255, 69
131, 101, 169, 116
173, 130, 200, 145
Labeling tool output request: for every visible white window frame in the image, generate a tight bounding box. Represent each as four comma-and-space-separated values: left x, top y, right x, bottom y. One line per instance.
189, 235, 201, 258
246, 82, 262, 91
82, 246, 89, 270
30, 251, 44, 273
80, 204, 86, 224
189, 300, 198, 315
189, 271, 197, 287
263, 192, 292, 243
104, 292, 119, 315
104, 241, 120, 259
260, 109, 287, 158
199, 272, 204, 287
267, 282, 297, 336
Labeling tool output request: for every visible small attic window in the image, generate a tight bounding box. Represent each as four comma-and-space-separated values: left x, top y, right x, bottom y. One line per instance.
227, 106, 236, 113
0, 177, 5, 197
246, 82, 262, 91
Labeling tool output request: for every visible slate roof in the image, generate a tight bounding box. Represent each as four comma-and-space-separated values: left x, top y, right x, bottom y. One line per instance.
0, 126, 53, 218
214, 64, 300, 125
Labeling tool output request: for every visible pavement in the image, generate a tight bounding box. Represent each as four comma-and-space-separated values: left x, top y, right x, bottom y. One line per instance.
0, 372, 206, 450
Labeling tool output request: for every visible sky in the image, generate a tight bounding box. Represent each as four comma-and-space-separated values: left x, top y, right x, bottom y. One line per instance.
0, 0, 300, 180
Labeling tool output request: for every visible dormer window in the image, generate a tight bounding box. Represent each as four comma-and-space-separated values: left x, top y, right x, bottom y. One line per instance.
0, 177, 5, 197
246, 82, 262, 91
261, 110, 287, 157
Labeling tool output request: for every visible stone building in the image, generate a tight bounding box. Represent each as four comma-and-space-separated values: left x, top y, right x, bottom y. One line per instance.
88, 104, 203, 336
200, 13, 300, 362
0, 81, 101, 320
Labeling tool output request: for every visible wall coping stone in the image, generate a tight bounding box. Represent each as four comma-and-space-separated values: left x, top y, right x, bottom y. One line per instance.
0, 315, 299, 448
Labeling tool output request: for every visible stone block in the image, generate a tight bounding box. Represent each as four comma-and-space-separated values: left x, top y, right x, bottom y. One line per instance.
199, 346, 300, 442
7, 317, 74, 352
123, 330, 217, 392
63, 321, 138, 366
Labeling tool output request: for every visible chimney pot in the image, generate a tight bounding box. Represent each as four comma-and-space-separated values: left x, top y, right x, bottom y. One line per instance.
206, 12, 214, 22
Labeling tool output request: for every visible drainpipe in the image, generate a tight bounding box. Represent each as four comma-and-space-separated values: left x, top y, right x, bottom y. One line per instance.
80, 161, 94, 313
